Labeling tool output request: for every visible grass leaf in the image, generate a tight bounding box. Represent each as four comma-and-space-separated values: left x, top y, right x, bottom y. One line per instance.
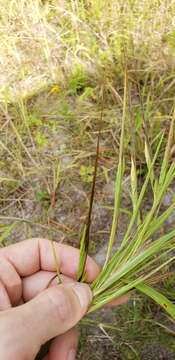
136, 283, 175, 319
104, 70, 127, 266
159, 107, 175, 184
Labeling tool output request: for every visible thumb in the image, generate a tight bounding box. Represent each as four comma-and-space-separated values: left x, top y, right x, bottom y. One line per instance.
0, 283, 92, 360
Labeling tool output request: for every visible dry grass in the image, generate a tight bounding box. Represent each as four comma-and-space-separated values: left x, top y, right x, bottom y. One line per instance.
0, 0, 175, 101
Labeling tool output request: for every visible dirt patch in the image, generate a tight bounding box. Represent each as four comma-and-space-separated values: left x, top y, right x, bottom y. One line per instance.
141, 344, 174, 360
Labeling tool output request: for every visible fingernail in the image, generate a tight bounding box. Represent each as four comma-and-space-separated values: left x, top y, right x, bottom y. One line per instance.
72, 283, 92, 309
68, 349, 76, 360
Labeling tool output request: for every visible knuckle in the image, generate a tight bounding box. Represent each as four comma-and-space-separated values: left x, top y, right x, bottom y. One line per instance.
9, 275, 22, 292
0, 281, 11, 310
48, 287, 76, 325
0, 257, 22, 304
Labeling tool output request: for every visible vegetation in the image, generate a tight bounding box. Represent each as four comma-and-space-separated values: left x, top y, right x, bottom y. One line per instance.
0, 0, 175, 358
77, 73, 175, 319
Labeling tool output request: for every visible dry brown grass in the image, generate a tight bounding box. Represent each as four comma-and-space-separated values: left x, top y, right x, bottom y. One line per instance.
0, 0, 175, 101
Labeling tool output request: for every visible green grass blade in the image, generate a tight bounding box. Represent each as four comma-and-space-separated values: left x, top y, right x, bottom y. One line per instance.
129, 87, 140, 224
136, 283, 175, 319
131, 155, 139, 216
159, 108, 175, 184
0, 222, 17, 244
93, 229, 175, 296
77, 224, 87, 281
91, 254, 175, 313
104, 71, 127, 266
90, 278, 143, 313
121, 132, 164, 247
144, 139, 155, 188
125, 163, 175, 258
92, 149, 174, 291
137, 80, 155, 188
144, 202, 175, 240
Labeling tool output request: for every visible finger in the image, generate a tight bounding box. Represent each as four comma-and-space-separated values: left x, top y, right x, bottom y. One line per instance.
48, 328, 79, 360
0, 283, 92, 359
0, 280, 11, 310
0, 255, 22, 305
22, 271, 129, 308
18, 298, 24, 305
22, 271, 75, 302
1, 238, 100, 281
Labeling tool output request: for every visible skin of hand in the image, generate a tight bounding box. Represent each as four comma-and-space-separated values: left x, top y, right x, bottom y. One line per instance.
0, 238, 128, 360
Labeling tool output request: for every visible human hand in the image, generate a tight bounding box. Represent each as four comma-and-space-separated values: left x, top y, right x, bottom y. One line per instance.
0, 238, 127, 360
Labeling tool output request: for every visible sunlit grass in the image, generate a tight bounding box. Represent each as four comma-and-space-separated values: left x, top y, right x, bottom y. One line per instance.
0, 0, 175, 101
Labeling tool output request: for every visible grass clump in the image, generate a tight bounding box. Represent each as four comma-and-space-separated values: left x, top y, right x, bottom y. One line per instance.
77, 73, 175, 319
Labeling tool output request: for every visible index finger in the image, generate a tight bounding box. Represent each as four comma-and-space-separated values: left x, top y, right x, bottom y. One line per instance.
1, 238, 100, 283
